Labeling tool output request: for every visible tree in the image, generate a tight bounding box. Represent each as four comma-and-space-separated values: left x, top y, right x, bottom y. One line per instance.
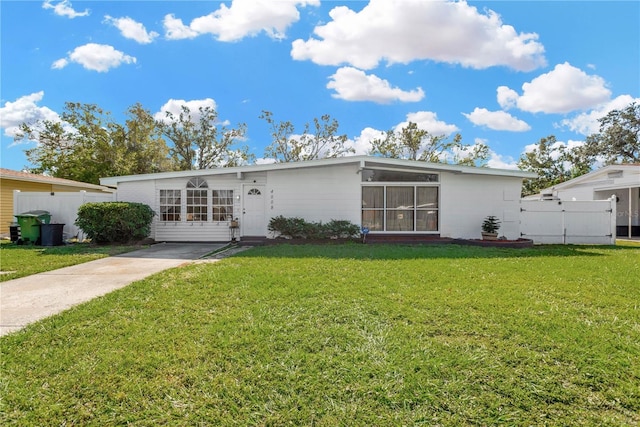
115, 103, 175, 175
20, 103, 123, 184
158, 105, 253, 170
369, 122, 489, 165
260, 110, 354, 162
517, 135, 592, 196
583, 102, 640, 164
17, 102, 176, 184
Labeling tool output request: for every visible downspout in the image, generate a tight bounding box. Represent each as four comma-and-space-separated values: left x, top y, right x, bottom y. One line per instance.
629, 187, 633, 239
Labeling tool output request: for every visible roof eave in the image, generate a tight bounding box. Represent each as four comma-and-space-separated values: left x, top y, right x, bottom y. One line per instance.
100, 155, 537, 185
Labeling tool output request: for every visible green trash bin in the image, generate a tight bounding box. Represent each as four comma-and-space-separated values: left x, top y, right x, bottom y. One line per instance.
15, 210, 51, 244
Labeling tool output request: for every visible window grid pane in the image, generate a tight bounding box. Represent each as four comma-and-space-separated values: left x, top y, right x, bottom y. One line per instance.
160, 189, 181, 222
213, 190, 234, 221
187, 189, 208, 222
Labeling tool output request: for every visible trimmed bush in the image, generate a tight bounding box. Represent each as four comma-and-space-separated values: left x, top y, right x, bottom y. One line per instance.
325, 219, 361, 238
76, 202, 155, 244
268, 216, 360, 239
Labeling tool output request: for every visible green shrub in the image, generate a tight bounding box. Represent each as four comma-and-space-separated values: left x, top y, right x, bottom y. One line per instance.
325, 219, 361, 238
76, 202, 155, 244
268, 216, 360, 239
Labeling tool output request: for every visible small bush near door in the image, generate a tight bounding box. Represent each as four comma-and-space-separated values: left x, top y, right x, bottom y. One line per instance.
76, 202, 155, 243
268, 216, 360, 239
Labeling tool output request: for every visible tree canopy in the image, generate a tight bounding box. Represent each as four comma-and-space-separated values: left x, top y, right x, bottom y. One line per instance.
260, 110, 353, 163
582, 102, 639, 164
517, 135, 592, 196
18, 102, 172, 184
158, 104, 253, 170
369, 122, 489, 166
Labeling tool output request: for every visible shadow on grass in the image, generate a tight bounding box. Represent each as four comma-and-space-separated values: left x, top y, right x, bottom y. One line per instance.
232, 242, 639, 261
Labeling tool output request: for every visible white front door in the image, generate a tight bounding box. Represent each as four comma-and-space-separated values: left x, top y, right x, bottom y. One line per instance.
242, 185, 266, 236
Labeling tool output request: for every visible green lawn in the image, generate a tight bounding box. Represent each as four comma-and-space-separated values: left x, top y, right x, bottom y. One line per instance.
0, 242, 144, 282
1, 243, 639, 425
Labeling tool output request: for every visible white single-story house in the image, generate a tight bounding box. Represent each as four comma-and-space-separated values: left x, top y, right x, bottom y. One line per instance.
535, 164, 639, 238
100, 156, 536, 242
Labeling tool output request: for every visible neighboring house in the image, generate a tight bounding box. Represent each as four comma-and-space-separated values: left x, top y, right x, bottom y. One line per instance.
100, 156, 536, 242
535, 164, 640, 238
0, 168, 114, 234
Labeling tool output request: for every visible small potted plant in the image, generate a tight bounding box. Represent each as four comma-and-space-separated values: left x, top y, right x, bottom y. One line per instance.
481, 215, 501, 240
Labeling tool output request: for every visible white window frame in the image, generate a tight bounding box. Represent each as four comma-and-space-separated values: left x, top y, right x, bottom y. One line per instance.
159, 189, 182, 222
186, 178, 209, 222
362, 183, 439, 233
212, 189, 234, 222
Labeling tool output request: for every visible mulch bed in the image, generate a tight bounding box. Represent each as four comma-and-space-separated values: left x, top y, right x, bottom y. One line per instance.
240, 237, 535, 249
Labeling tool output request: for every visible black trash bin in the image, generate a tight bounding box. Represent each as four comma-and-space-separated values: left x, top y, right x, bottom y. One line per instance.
9, 223, 20, 242
39, 223, 65, 246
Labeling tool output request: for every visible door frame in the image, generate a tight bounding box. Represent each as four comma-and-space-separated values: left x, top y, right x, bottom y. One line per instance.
241, 184, 266, 236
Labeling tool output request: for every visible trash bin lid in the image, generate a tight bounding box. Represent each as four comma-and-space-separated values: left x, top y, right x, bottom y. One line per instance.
16, 210, 50, 217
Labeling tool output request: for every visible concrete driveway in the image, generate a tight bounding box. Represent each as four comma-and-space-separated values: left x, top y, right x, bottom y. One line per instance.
0, 243, 227, 336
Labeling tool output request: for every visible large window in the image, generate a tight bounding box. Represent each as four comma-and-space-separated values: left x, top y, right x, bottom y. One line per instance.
186, 178, 208, 221
362, 185, 438, 232
213, 190, 234, 221
160, 189, 181, 222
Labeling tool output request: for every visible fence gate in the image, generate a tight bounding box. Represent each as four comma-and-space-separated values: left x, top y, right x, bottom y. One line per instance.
520, 198, 616, 244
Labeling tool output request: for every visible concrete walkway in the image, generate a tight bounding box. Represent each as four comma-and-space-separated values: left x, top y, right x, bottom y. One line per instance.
0, 243, 228, 337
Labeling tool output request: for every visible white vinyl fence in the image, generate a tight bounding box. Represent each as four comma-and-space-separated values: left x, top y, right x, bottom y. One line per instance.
520, 198, 616, 244
14, 190, 115, 241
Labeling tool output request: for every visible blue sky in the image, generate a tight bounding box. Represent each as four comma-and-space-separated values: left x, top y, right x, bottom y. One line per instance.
1, 0, 639, 172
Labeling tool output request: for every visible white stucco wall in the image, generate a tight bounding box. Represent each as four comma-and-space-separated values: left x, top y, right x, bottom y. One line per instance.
267, 163, 362, 226
440, 173, 523, 240
112, 163, 526, 242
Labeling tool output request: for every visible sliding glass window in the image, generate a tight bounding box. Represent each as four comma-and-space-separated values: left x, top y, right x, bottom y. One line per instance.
362, 185, 438, 232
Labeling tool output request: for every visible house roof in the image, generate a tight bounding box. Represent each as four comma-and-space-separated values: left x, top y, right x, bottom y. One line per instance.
0, 168, 115, 192
99, 155, 537, 186
541, 164, 640, 193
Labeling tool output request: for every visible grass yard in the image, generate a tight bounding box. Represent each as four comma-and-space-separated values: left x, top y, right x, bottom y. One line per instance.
0, 242, 144, 282
1, 243, 639, 425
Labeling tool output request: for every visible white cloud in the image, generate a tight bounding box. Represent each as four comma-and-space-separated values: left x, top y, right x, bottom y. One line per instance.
255, 157, 278, 165
0, 92, 60, 139
104, 15, 159, 44
347, 127, 387, 155
164, 0, 319, 42
42, 0, 89, 19
154, 98, 219, 124
395, 111, 459, 136
291, 0, 546, 71
560, 95, 640, 136
501, 62, 611, 114
486, 150, 519, 170
463, 108, 531, 132
327, 67, 424, 103
51, 58, 68, 70
163, 14, 199, 40
496, 86, 519, 110
53, 43, 136, 72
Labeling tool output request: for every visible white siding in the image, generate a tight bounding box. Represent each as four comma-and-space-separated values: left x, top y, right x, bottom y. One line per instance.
115, 174, 266, 242
267, 164, 361, 226
440, 173, 524, 240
